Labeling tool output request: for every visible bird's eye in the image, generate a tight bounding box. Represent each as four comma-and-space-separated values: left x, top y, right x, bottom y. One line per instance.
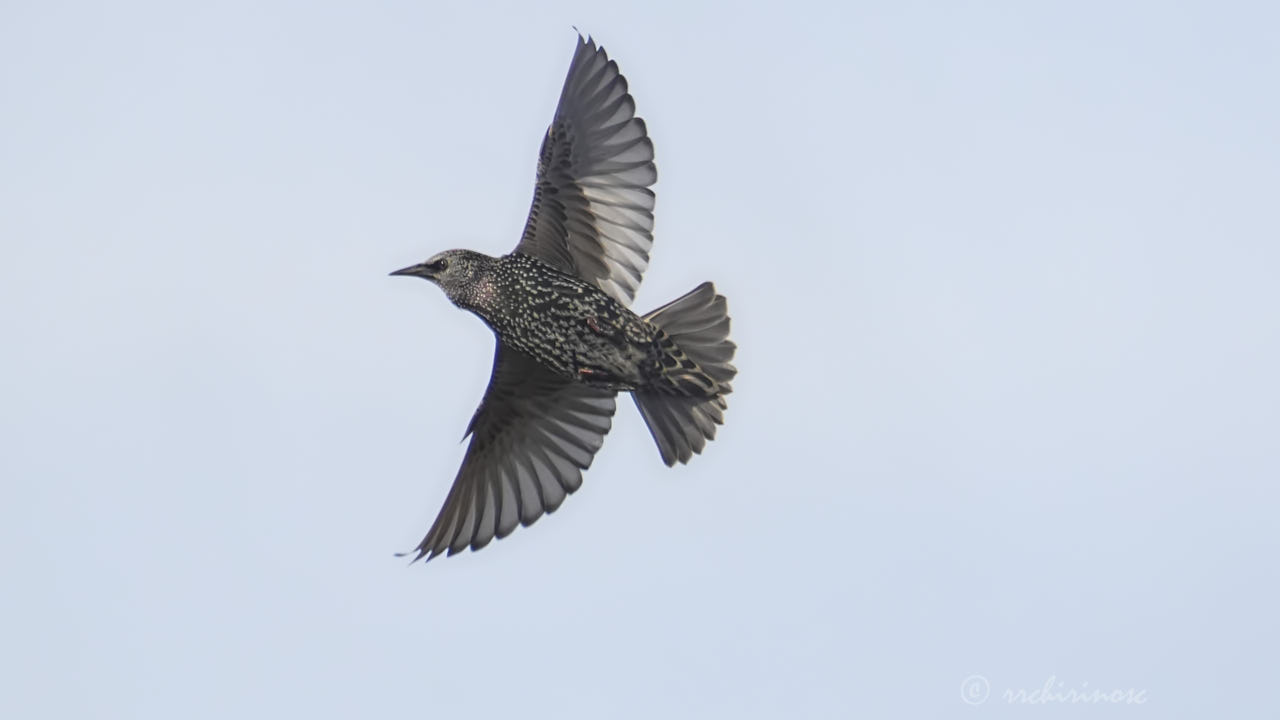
426, 258, 448, 273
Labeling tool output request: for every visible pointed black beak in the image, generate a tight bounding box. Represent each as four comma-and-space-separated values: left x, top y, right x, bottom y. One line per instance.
390, 263, 431, 279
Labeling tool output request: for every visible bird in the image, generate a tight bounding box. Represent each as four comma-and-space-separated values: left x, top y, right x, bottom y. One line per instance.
391, 35, 736, 563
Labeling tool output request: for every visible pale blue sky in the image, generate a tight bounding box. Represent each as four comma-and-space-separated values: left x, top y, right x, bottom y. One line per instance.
3, 1, 1277, 718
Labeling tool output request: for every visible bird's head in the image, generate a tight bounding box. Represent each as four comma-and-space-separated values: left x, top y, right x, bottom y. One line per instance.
391, 249, 494, 307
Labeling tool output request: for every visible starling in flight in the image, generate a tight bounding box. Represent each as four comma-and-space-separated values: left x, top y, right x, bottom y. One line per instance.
392, 36, 736, 562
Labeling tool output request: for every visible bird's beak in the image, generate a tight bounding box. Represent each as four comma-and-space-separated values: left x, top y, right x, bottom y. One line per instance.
390, 263, 432, 279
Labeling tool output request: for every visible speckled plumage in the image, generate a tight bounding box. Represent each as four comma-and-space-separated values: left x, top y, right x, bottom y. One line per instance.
460, 252, 661, 389
435, 250, 722, 396
391, 35, 736, 563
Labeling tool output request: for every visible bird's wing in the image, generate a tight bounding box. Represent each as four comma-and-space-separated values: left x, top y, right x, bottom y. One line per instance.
513, 35, 656, 306
407, 346, 618, 562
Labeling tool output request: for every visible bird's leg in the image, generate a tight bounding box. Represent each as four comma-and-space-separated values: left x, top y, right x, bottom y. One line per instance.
585, 316, 601, 333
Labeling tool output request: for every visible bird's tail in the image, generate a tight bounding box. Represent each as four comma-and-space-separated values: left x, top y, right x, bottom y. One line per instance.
633, 282, 737, 466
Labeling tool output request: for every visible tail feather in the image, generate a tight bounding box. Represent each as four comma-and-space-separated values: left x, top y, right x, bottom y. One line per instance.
634, 282, 737, 466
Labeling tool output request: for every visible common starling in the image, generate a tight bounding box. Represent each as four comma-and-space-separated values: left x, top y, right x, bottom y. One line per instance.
391, 35, 736, 563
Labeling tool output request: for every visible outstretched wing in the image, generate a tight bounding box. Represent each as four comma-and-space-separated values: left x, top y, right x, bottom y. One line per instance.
514, 35, 656, 306
406, 346, 618, 563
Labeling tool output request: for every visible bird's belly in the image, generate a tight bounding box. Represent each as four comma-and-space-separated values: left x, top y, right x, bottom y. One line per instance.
496, 322, 654, 391
569, 332, 652, 390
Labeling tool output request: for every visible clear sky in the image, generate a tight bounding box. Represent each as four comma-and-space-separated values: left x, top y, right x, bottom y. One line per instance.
3, 1, 1277, 717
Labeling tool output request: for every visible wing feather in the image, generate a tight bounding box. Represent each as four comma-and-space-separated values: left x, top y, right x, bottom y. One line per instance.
405, 346, 617, 563
514, 36, 656, 306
